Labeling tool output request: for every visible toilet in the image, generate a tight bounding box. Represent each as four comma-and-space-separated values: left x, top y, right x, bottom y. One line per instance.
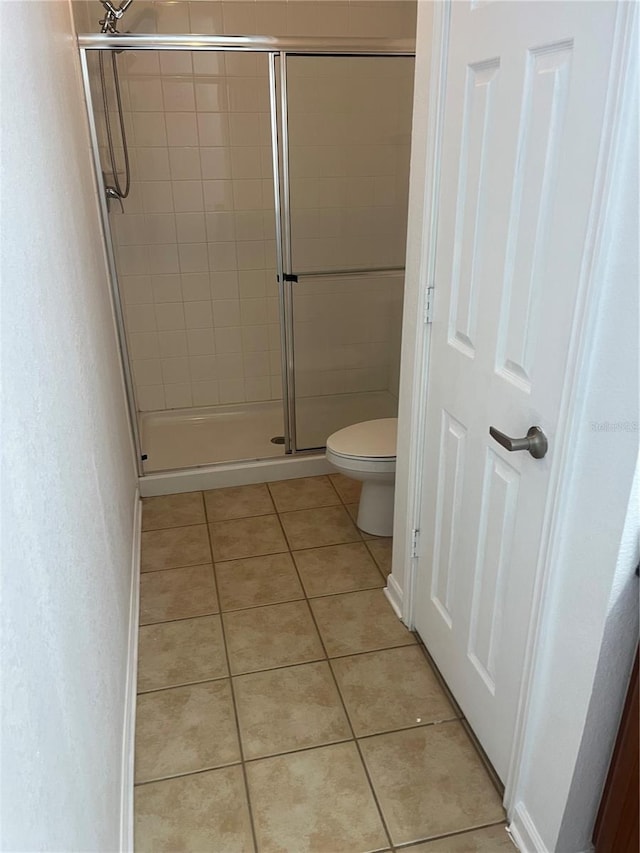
326, 418, 397, 537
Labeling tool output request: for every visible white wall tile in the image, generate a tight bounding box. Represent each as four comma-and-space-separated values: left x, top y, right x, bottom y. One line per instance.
203, 180, 234, 211
156, 1, 190, 33
271, 373, 283, 399
189, 1, 224, 34
241, 324, 269, 352
129, 77, 164, 112
193, 51, 226, 76
197, 113, 230, 146
163, 79, 195, 112
129, 331, 160, 360
243, 351, 270, 378
189, 354, 217, 382
146, 213, 177, 244
121, 274, 153, 304
233, 179, 263, 210
116, 244, 147, 277
172, 180, 204, 212
224, 52, 259, 77
218, 378, 245, 404
178, 242, 209, 273
238, 269, 266, 298
200, 147, 232, 179
161, 356, 191, 384
215, 326, 243, 353
181, 270, 210, 301
222, 1, 256, 35
187, 328, 216, 355
195, 80, 228, 112
244, 376, 271, 401
126, 51, 160, 76
158, 330, 189, 357
208, 241, 237, 271
236, 240, 265, 270
152, 274, 182, 303
166, 112, 199, 146
176, 213, 207, 244
216, 353, 244, 380
147, 243, 180, 274
126, 304, 157, 333
184, 300, 213, 329
206, 211, 236, 242
240, 298, 268, 326
155, 302, 186, 330
230, 146, 262, 179
229, 113, 260, 147
160, 50, 193, 75
212, 299, 240, 327
142, 181, 174, 213
210, 270, 239, 299
113, 213, 147, 246
137, 148, 171, 181
132, 112, 167, 147
234, 210, 264, 241
169, 146, 202, 180
133, 358, 163, 386
191, 380, 220, 406
164, 382, 193, 408
137, 385, 166, 411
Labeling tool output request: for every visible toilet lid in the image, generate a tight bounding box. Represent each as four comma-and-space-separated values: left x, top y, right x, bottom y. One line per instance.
326, 418, 397, 459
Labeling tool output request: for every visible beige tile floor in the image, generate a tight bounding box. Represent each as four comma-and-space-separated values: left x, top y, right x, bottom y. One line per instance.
135, 474, 508, 853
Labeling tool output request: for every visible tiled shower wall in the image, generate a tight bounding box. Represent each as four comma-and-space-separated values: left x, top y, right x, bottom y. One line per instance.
78, 1, 416, 412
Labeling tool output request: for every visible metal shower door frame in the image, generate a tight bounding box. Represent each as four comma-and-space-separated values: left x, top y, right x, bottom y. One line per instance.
77, 34, 415, 469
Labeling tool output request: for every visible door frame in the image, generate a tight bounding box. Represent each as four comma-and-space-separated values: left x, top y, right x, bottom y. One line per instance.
394, 0, 636, 822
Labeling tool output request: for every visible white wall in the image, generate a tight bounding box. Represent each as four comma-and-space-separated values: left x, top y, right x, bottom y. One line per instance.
1, 2, 138, 850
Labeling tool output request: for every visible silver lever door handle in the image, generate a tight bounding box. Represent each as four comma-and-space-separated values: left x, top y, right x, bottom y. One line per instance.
489, 425, 548, 459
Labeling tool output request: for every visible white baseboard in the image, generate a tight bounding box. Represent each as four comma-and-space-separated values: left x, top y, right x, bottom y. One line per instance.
120, 489, 141, 853
139, 454, 332, 496
384, 572, 404, 620
508, 802, 551, 853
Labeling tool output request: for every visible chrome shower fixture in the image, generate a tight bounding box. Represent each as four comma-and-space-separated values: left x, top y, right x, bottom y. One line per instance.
99, 0, 133, 34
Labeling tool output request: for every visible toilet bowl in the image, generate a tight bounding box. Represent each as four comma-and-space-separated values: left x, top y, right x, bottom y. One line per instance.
326, 417, 397, 537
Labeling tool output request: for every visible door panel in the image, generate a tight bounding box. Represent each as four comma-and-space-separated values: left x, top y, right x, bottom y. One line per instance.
414, 1, 621, 781
284, 55, 415, 450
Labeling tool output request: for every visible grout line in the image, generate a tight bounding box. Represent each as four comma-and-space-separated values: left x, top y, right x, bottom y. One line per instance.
136, 672, 229, 696
414, 637, 505, 799
205, 521, 260, 853
139, 560, 214, 577
134, 758, 243, 788
300, 560, 395, 852
140, 607, 220, 627
392, 819, 509, 850
413, 636, 465, 719
241, 735, 355, 766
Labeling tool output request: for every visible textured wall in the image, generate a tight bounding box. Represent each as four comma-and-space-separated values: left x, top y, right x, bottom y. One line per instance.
0, 1, 137, 850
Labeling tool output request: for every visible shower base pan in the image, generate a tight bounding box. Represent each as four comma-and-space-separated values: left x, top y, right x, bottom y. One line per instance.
138, 392, 397, 496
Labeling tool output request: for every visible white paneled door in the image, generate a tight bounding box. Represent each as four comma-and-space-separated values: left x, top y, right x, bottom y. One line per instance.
414, 1, 625, 782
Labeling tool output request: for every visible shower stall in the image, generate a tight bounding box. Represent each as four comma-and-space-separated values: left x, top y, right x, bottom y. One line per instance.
78, 27, 415, 493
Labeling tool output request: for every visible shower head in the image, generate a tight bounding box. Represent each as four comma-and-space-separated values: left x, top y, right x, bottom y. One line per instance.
98, 0, 134, 34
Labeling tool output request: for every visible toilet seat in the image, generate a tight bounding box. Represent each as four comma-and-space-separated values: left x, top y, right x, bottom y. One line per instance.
326, 417, 397, 461
325, 418, 397, 537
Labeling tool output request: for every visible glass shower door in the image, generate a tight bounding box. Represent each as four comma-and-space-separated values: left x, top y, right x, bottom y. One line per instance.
284, 55, 415, 450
